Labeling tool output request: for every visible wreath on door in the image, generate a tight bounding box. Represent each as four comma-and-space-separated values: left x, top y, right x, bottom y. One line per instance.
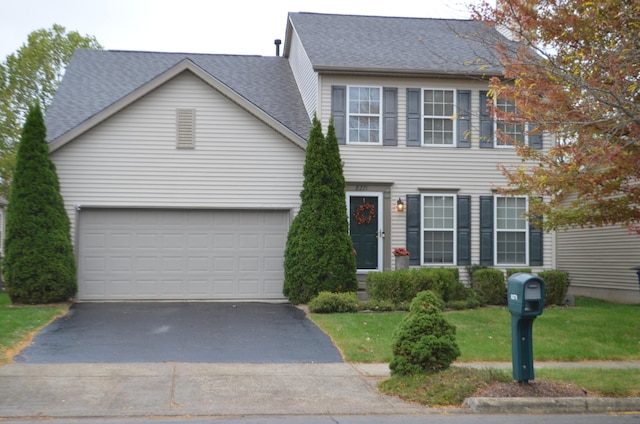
353, 202, 376, 225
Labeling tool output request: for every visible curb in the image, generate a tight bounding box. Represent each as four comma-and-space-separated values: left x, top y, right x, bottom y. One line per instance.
463, 396, 640, 414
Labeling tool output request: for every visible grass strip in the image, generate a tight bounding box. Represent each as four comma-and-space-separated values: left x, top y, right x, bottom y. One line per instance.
0, 292, 69, 363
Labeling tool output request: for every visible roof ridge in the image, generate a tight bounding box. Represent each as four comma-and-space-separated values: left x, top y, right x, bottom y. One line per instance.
290, 11, 474, 22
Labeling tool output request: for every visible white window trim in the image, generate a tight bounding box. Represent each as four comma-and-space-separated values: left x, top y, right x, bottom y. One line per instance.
346, 85, 383, 145
421, 88, 457, 147
421, 193, 457, 266
493, 98, 527, 148
494, 195, 529, 265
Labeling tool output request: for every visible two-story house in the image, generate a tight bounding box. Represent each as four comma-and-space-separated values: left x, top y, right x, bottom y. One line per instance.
46, 12, 553, 301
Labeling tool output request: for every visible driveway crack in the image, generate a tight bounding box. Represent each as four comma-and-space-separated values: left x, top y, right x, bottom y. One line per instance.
169, 363, 183, 410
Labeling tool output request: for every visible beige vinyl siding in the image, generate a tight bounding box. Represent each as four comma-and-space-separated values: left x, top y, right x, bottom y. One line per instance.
287, 27, 318, 119
557, 225, 640, 303
51, 71, 305, 239
319, 75, 554, 277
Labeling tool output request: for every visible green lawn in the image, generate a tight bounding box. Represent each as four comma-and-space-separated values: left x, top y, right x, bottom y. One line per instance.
0, 292, 69, 363
310, 297, 640, 363
310, 297, 640, 404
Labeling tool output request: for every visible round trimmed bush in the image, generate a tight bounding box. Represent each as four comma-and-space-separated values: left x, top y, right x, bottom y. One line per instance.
389, 291, 460, 376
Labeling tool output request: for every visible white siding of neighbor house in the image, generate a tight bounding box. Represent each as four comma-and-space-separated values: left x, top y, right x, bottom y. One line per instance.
557, 225, 640, 303
50, 71, 306, 241
318, 75, 555, 278
287, 27, 318, 120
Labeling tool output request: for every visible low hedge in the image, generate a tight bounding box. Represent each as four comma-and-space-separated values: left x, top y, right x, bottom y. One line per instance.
470, 268, 507, 305
365, 267, 476, 309
307, 291, 360, 313
537, 270, 570, 306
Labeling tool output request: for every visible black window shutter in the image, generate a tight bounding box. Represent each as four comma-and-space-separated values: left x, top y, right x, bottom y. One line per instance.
406, 194, 421, 266
457, 195, 471, 265
479, 91, 493, 149
529, 206, 544, 266
479, 195, 494, 265
406, 88, 421, 147
456, 90, 471, 148
331, 86, 346, 145
528, 123, 543, 150
383, 87, 398, 146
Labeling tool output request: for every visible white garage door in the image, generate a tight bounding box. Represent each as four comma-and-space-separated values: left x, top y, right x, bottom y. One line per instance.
77, 209, 289, 301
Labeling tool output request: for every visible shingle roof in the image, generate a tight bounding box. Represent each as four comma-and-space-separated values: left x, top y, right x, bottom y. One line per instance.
287, 12, 508, 76
46, 50, 312, 143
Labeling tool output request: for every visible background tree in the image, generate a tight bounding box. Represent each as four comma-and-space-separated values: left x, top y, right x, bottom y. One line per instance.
473, 0, 640, 233
3, 104, 76, 304
0, 24, 101, 196
283, 116, 357, 304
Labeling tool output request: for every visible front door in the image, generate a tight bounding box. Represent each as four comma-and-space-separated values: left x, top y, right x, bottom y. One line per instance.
348, 193, 383, 271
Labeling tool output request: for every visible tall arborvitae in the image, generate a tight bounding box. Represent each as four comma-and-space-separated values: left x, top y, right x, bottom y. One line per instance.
3, 104, 76, 304
283, 116, 356, 304
318, 118, 357, 292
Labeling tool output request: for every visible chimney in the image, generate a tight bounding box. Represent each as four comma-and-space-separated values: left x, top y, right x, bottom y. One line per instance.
274, 39, 282, 56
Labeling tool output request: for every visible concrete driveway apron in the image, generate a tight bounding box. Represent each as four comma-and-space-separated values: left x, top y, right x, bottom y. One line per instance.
15, 302, 343, 363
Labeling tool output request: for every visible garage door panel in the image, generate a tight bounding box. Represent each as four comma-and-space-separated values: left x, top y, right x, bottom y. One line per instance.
78, 209, 289, 300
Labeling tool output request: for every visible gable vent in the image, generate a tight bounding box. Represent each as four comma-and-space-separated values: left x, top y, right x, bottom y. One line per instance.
176, 108, 195, 149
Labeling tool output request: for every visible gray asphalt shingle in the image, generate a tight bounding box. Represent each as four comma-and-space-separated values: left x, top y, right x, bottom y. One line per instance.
47, 13, 509, 144
288, 12, 507, 75
46, 50, 312, 143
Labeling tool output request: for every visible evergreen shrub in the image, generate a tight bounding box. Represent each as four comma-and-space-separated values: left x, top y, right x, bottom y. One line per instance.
470, 268, 507, 305
389, 291, 461, 375
283, 117, 357, 304
3, 104, 76, 304
366, 267, 475, 309
537, 270, 570, 306
506, 268, 532, 278
307, 291, 360, 313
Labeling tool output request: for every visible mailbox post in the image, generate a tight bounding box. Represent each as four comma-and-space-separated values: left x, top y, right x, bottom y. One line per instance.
507, 273, 545, 383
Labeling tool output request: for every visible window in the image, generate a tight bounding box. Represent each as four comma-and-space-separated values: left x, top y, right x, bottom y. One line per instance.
347, 86, 381, 144
423, 89, 455, 145
422, 194, 456, 264
495, 98, 525, 147
495, 196, 528, 264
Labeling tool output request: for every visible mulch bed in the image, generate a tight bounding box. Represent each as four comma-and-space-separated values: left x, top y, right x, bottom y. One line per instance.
474, 380, 589, 397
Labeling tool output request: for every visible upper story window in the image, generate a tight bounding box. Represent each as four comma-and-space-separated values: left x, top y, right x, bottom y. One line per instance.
495, 98, 525, 147
495, 196, 528, 265
347, 86, 381, 144
479, 91, 543, 150
423, 89, 455, 146
422, 194, 457, 265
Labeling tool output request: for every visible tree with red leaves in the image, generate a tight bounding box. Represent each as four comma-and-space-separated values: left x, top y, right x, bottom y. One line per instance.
473, 0, 640, 233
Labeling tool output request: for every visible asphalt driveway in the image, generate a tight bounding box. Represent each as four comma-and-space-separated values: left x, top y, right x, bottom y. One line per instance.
15, 302, 343, 364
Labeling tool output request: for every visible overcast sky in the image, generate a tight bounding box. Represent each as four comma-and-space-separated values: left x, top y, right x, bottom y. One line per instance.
1, 0, 489, 60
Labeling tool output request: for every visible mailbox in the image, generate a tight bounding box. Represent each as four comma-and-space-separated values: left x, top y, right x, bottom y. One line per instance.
508, 273, 545, 317
507, 272, 545, 383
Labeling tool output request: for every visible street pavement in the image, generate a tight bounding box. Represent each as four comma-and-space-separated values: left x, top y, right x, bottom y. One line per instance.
1, 361, 639, 419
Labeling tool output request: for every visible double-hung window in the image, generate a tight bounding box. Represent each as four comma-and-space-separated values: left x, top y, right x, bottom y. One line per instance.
423, 89, 455, 146
347, 86, 381, 144
495, 196, 528, 264
422, 194, 456, 264
495, 98, 525, 147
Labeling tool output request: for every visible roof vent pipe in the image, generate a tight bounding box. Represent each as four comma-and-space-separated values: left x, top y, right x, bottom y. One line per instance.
274, 39, 282, 56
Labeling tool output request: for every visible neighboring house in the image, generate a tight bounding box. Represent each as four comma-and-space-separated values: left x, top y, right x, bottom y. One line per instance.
46, 12, 554, 302
557, 226, 640, 304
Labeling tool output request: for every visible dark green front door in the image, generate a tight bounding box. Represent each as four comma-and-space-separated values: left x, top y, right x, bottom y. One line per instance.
349, 195, 379, 270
